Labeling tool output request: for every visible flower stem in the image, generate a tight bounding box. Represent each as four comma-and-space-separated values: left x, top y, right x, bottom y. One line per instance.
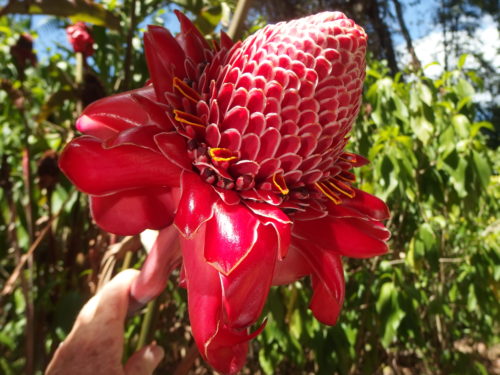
136, 296, 159, 350
75, 52, 84, 113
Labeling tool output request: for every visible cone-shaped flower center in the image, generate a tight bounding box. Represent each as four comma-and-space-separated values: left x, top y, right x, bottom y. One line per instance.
168, 12, 366, 211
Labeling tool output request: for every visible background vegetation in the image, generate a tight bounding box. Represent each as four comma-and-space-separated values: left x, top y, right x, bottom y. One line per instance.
0, 0, 498, 374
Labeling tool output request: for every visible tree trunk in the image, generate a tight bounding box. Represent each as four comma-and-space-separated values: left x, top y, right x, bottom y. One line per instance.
392, 0, 421, 70
366, 0, 399, 75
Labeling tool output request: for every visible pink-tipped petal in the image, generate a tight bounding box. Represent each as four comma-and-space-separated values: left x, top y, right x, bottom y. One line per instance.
129, 225, 181, 310
59, 136, 182, 195
90, 187, 178, 235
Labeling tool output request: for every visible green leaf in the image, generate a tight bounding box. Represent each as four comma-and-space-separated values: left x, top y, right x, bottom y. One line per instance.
472, 150, 491, 189
470, 121, 494, 138
457, 54, 468, 69
455, 78, 475, 99
289, 309, 302, 339
411, 116, 433, 145
419, 83, 433, 106
376, 282, 394, 313
452, 114, 470, 138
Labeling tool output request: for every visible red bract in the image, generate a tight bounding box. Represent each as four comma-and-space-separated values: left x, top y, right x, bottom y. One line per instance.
66, 22, 94, 57
60, 11, 390, 374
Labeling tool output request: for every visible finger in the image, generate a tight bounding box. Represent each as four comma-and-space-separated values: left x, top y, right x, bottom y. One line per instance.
124, 342, 165, 375
46, 270, 140, 374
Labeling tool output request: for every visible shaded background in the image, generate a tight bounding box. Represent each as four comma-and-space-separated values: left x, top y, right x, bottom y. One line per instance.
0, 0, 498, 374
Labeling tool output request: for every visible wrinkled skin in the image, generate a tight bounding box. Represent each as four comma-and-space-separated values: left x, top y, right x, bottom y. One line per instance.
59, 11, 391, 374
46, 270, 164, 375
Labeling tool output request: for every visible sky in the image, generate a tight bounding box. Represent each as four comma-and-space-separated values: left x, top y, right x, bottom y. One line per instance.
31, 1, 439, 60
28, 0, 499, 101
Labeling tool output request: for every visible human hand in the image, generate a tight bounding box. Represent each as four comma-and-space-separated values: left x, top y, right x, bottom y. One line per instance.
46, 270, 164, 375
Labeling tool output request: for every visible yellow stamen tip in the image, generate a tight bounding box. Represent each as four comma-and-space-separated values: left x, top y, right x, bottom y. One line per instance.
209, 148, 238, 162
272, 173, 289, 195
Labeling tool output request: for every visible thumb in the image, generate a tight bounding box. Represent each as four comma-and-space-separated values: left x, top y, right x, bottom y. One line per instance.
124, 342, 164, 375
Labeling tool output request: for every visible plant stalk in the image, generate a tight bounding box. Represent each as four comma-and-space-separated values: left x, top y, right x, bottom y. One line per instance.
227, 0, 253, 40
136, 297, 159, 350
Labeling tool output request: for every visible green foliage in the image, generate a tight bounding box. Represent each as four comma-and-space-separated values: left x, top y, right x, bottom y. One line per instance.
256, 58, 499, 374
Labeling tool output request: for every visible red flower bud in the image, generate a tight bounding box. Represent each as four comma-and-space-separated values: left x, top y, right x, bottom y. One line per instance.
66, 22, 94, 57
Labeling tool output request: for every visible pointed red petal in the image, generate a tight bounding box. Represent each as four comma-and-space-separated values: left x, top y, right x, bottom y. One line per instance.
220, 30, 234, 50
129, 225, 181, 310
204, 201, 260, 275
292, 215, 389, 258
272, 244, 310, 285
90, 187, 178, 235
174, 172, 219, 238
144, 27, 183, 102
244, 201, 292, 259
220, 223, 277, 329
146, 24, 186, 77
181, 226, 249, 375
154, 132, 192, 170
309, 255, 344, 325
295, 240, 345, 325
337, 188, 390, 221
175, 10, 211, 63
60, 136, 181, 195
76, 86, 168, 139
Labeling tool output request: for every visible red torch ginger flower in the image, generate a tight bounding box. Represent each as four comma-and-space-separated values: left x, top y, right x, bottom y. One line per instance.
60, 11, 390, 374
66, 22, 94, 57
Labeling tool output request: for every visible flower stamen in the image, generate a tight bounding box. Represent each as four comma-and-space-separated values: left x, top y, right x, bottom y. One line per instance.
173, 77, 201, 103
339, 152, 357, 164
327, 179, 355, 198
272, 172, 289, 195
315, 181, 342, 204
337, 171, 356, 183
173, 109, 206, 128
209, 148, 239, 162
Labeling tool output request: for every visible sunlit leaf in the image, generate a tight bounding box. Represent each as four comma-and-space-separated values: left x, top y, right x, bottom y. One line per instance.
0, 0, 121, 29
